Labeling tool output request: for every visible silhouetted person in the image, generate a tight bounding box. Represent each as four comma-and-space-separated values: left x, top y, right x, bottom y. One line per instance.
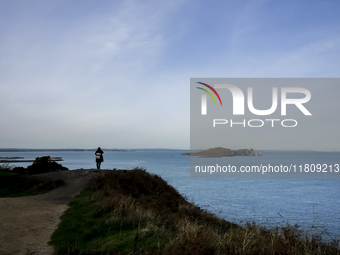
95, 147, 104, 169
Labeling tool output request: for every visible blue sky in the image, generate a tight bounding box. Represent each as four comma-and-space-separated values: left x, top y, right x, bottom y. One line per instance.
0, 0, 339, 149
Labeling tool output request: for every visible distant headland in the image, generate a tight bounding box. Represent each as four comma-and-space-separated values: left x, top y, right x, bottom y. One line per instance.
182, 147, 261, 157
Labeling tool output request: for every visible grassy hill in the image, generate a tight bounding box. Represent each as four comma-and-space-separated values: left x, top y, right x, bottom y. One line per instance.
49, 168, 339, 255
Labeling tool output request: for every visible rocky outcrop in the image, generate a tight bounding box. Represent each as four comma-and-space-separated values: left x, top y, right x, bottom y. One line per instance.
257, 151, 262, 156
182, 147, 256, 158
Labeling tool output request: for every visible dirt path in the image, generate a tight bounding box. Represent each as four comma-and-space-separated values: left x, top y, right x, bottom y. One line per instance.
0, 169, 109, 255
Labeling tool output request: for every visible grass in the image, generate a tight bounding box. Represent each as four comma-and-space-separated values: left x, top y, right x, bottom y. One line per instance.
50, 168, 340, 255
0, 164, 64, 197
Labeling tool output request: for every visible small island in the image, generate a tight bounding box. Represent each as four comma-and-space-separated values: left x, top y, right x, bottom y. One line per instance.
182, 147, 256, 157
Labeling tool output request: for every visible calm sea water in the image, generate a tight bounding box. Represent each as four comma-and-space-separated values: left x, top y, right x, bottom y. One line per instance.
2, 149, 340, 240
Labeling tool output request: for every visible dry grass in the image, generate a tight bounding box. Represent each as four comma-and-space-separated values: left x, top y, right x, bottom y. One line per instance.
50, 168, 340, 254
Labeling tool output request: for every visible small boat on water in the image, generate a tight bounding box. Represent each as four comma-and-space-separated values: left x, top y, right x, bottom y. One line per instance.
49, 157, 63, 161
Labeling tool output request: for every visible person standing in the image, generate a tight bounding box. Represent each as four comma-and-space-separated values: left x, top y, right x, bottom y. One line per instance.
95, 147, 104, 169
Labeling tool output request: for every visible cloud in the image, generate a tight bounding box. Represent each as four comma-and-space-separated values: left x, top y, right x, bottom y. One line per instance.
0, 0, 339, 149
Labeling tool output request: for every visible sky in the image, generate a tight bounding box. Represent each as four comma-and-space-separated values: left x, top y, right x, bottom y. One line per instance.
0, 0, 339, 150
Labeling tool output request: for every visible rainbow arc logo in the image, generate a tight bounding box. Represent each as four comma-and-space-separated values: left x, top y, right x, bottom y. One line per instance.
196, 82, 222, 106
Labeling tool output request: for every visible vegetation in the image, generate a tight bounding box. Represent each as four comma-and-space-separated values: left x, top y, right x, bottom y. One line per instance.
6, 156, 69, 175
26, 156, 68, 174
50, 168, 339, 255
0, 163, 64, 197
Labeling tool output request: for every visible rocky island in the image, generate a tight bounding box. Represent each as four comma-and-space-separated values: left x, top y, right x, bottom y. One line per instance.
181, 147, 256, 157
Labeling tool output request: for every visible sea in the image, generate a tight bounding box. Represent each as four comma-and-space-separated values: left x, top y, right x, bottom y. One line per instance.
1, 149, 340, 241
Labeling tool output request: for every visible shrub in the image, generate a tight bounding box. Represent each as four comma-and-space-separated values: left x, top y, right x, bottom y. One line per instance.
12, 166, 27, 174
0, 163, 13, 171
0, 169, 64, 197
26, 156, 68, 175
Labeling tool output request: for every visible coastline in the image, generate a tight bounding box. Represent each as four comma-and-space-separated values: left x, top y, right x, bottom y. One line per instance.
1, 169, 339, 254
